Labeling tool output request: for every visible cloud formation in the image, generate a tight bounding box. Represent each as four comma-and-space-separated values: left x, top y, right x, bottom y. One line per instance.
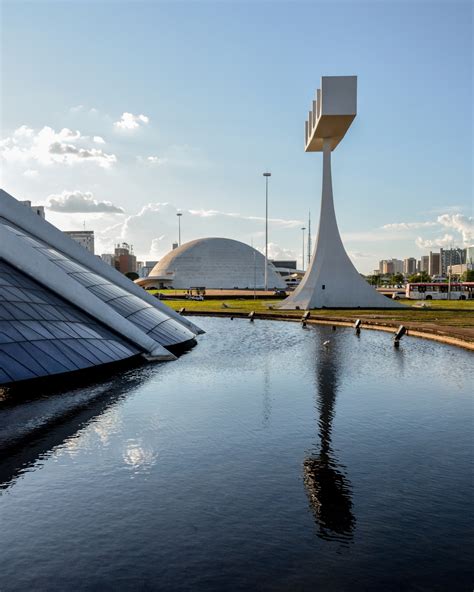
23, 169, 38, 178
383, 213, 473, 249
138, 145, 209, 169
437, 214, 473, 245
189, 208, 303, 228
382, 221, 438, 230
415, 234, 455, 249
46, 190, 125, 213
114, 112, 149, 130
95, 202, 303, 260
256, 242, 298, 261
0, 125, 116, 168
146, 155, 168, 165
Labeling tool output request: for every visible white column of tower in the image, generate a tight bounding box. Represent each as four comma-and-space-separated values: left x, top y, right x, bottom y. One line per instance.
279, 76, 404, 310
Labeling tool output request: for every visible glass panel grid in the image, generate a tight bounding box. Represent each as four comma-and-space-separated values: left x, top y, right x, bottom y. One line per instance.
0, 259, 140, 385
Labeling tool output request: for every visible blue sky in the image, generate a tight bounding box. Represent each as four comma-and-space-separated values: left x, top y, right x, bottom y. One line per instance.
1, 0, 472, 272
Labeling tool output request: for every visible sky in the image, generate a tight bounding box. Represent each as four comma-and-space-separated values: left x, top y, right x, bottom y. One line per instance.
0, 0, 472, 273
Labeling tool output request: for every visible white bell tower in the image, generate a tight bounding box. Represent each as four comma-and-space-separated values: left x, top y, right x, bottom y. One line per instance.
279, 76, 403, 310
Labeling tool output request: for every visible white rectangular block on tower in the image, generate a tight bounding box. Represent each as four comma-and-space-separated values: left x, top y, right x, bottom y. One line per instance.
305, 76, 357, 152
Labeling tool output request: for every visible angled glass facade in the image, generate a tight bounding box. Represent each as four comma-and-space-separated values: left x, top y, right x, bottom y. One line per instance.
0, 260, 140, 385
1, 221, 195, 348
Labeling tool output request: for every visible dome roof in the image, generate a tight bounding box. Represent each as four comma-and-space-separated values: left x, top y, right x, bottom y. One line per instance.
146, 237, 286, 290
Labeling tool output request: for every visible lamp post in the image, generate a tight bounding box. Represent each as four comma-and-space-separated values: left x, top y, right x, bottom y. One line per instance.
301, 227, 306, 272
176, 212, 182, 247
263, 172, 271, 291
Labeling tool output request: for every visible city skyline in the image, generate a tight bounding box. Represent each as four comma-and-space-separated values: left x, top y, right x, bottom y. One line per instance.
1, 0, 472, 273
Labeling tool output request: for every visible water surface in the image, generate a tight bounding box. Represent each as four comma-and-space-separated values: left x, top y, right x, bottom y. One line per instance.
0, 318, 472, 591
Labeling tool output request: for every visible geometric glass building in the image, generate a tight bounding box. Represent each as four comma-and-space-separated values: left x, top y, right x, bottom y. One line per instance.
0, 189, 203, 386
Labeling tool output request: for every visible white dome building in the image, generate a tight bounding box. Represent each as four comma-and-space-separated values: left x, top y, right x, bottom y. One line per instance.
139, 238, 286, 290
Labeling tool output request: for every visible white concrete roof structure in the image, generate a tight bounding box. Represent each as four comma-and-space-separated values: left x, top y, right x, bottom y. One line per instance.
0, 190, 202, 385
138, 238, 286, 290
280, 76, 404, 310
0, 189, 202, 337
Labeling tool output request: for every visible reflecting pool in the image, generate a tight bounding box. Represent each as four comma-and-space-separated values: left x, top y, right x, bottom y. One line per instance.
0, 318, 473, 591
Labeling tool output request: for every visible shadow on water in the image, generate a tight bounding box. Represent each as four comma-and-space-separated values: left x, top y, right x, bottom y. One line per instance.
303, 330, 356, 543
0, 364, 158, 491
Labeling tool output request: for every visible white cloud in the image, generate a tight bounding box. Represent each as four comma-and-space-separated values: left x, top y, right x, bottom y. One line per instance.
137, 145, 209, 169
69, 105, 99, 116
23, 169, 39, 178
95, 202, 303, 261
114, 112, 149, 130
93, 136, 105, 144
13, 125, 35, 139
383, 213, 473, 249
149, 235, 167, 256
189, 208, 303, 228
429, 205, 466, 215
437, 214, 473, 245
347, 251, 372, 259
415, 234, 455, 249
382, 221, 438, 230
0, 125, 116, 168
342, 229, 409, 242
145, 155, 168, 165
46, 190, 125, 213
256, 242, 298, 261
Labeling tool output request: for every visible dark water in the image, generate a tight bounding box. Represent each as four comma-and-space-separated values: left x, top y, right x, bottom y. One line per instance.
0, 318, 472, 591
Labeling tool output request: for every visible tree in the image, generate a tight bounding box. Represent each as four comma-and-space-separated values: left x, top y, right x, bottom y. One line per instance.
408, 271, 430, 283
366, 275, 380, 286
461, 269, 474, 282
392, 273, 405, 285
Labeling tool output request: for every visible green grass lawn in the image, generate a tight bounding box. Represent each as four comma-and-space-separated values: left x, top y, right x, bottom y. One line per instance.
156, 297, 474, 332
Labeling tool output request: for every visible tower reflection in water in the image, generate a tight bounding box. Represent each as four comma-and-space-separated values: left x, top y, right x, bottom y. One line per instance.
303, 331, 356, 542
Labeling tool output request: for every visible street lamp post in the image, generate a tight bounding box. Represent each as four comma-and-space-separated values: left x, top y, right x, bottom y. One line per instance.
176, 212, 182, 247
301, 227, 306, 272
263, 172, 271, 291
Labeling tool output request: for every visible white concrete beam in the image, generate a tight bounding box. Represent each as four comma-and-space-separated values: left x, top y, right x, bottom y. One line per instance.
0, 225, 176, 360
0, 189, 203, 336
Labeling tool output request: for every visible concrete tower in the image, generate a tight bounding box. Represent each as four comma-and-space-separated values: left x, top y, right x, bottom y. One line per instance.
307, 211, 312, 268
279, 76, 403, 309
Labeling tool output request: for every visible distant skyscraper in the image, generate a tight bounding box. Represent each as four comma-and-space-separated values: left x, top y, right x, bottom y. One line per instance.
420, 255, 429, 273
64, 230, 95, 253
139, 260, 159, 278
392, 259, 403, 274
379, 259, 403, 275
429, 251, 441, 276
101, 253, 116, 267
440, 247, 466, 275
466, 246, 474, 265
403, 257, 417, 275
114, 242, 137, 274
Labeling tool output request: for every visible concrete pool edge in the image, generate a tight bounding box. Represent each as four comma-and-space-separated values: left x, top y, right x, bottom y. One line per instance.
180, 311, 474, 352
